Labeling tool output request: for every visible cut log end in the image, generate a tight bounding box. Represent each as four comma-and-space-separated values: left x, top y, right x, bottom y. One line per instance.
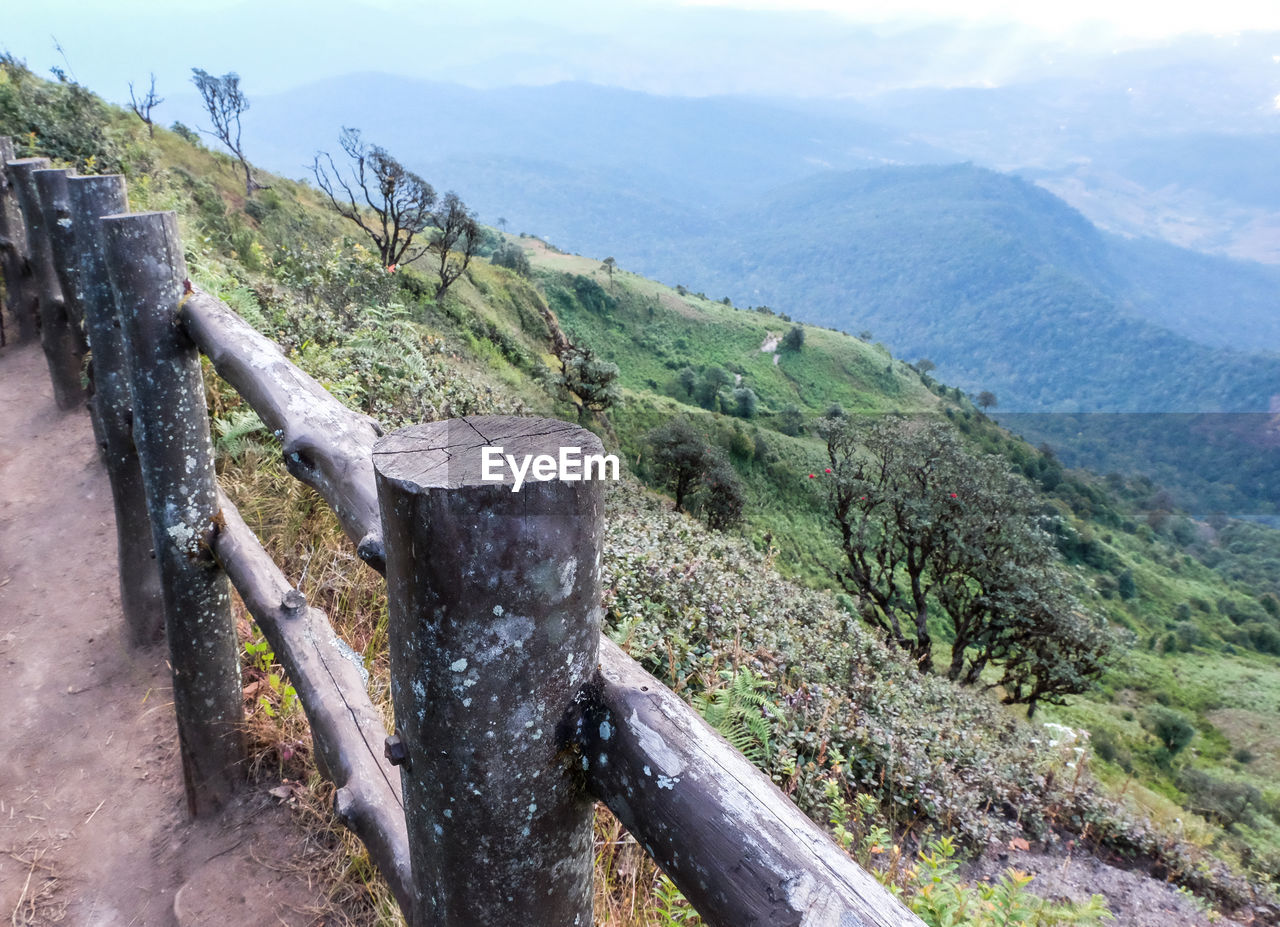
372, 415, 602, 491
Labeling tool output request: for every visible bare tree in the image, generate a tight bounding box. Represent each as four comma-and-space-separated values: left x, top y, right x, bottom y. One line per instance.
312, 128, 436, 268
429, 191, 479, 299
190, 68, 256, 195
128, 73, 163, 138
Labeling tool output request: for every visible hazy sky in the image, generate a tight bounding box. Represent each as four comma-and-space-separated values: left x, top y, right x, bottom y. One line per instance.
6, 0, 1279, 102
678, 0, 1280, 36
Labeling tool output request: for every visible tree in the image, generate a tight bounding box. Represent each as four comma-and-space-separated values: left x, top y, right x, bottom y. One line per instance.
695, 365, 731, 410
1147, 707, 1195, 756
992, 600, 1117, 717
914, 358, 936, 376
699, 451, 745, 530
648, 418, 708, 512
312, 127, 436, 269
491, 241, 531, 277
821, 414, 1116, 704
777, 405, 805, 437
190, 68, 256, 195
429, 191, 480, 299
647, 420, 745, 531
976, 390, 998, 411
733, 387, 758, 419
1116, 569, 1137, 600
127, 73, 162, 137
557, 344, 621, 421
782, 324, 805, 351
601, 256, 616, 288
677, 366, 699, 398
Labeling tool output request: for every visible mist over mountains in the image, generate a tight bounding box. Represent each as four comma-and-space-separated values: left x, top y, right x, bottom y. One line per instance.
162, 62, 1280, 413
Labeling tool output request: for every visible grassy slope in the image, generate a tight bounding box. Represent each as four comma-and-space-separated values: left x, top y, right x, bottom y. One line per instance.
517, 240, 1280, 894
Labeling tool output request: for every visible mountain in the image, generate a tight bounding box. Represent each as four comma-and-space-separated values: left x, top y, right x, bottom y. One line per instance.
167, 74, 953, 205
200, 73, 1280, 511
164, 72, 1280, 512
619, 164, 1280, 411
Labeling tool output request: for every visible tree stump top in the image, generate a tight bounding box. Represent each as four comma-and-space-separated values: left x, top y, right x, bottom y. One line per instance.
373, 416, 605, 491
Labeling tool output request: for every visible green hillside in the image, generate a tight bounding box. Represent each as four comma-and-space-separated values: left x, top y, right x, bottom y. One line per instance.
634, 165, 1280, 412
4, 60, 1280, 924
617, 164, 1280, 516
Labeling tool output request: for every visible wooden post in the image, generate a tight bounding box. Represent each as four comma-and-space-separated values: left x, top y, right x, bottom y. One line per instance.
0, 139, 38, 345
374, 416, 603, 927
63, 174, 165, 645
6, 158, 84, 409
102, 210, 245, 814
36, 167, 104, 453
35, 169, 91, 335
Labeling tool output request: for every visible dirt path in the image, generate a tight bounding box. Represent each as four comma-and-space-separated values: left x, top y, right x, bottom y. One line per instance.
0, 342, 331, 926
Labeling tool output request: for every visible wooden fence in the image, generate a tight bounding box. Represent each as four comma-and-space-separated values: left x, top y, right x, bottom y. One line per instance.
0, 140, 922, 927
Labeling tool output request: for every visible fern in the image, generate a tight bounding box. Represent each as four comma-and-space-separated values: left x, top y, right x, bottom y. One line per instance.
221, 284, 270, 331
214, 407, 269, 462
693, 668, 774, 766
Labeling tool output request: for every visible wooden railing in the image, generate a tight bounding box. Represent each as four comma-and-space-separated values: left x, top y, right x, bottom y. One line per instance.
0, 139, 923, 927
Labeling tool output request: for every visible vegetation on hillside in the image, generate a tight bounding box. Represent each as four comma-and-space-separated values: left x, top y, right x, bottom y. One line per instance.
4, 58, 1280, 925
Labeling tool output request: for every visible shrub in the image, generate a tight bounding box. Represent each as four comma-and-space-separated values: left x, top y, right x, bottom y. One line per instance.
0, 54, 127, 171
491, 241, 531, 277
1146, 707, 1195, 755
1178, 769, 1264, 828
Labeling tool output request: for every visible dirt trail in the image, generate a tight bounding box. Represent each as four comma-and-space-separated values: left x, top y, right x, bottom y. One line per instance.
0, 342, 329, 926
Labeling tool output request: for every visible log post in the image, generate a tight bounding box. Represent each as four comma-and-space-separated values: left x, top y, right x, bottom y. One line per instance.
102, 210, 245, 815
0, 139, 38, 345
35, 169, 90, 335
374, 416, 604, 927
7, 158, 84, 408
37, 167, 104, 452
65, 175, 165, 645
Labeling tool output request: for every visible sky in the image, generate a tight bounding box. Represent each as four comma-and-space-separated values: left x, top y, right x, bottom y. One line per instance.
676, 0, 1280, 37
4, 0, 1279, 103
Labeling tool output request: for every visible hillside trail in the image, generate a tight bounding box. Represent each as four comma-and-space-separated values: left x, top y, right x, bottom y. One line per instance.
0, 341, 334, 926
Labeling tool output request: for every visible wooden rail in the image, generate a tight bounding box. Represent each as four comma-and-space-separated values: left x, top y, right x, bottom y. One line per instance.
0, 141, 923, 927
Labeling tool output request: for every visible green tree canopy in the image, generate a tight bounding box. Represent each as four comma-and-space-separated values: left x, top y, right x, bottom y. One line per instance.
647, 419, 746, 531
557, 344, 621, 421
821, 414, 1117, 714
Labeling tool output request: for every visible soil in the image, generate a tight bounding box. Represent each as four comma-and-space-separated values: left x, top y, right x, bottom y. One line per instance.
0, 341, 332, 926
963, 844, 1250, 926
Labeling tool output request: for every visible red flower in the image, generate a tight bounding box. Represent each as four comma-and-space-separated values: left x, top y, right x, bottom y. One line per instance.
824, 468, 832, 473
808, 473, 816, 479
950, 493, 958, 498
